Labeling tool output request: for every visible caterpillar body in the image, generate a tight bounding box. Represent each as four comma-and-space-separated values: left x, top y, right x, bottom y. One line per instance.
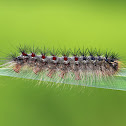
13, 52, 119, 79
0, 45, 126, 91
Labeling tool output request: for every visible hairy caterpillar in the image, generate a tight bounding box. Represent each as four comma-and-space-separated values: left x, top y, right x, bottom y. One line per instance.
0, 45, 126, 90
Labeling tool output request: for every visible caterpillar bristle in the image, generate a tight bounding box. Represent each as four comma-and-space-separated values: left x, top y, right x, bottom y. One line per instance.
18, 44, 29, 54
39, 46, 49, 56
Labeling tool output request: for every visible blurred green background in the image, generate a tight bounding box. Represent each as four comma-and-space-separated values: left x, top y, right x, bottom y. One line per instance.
0, 0, 126, 126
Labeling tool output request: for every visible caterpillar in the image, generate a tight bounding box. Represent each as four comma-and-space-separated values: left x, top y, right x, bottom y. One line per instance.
0, 45, 126, 90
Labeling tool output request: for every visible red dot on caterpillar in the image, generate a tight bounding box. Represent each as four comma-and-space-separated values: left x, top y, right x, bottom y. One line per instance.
31, 53, 35, 57
22, 52, 27, 56
52, 56, 57, 60
75, 57, 78, 61
64, 56, 68, 61
42, 55, 46, 59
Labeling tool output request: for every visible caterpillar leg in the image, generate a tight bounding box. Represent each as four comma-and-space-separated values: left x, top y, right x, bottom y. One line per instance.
47, 69, 56, 78
74, 71, 81, 80
59, 70, 67, 79
33, 67, 41, 74
13, 64, 22, 73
